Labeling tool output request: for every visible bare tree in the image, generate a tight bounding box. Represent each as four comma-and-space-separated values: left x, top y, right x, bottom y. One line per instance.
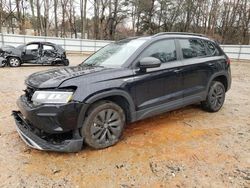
36, 0, 41, 35
0, 0, 248, 44
54, 0, 59, 37
44, 0, 49, 36
29, 0, 36, 35
80, 0, 87, 38
0, 0, 2, 33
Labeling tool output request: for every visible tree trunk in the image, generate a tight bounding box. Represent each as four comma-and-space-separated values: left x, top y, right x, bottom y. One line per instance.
37, 0, 41, 35
44, 0, 49, 36
93, 0, 100, 39
16, 0, 23, 34
0, 0, 2, 33
54, 0, 58, 37
29, 0, 36, 35
109, 0, 118, 40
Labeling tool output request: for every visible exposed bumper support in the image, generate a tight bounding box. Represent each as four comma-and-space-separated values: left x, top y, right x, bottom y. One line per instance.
12, 111, 83, 152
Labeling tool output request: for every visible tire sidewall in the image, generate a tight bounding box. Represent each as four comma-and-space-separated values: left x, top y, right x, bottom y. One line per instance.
81, 101, 125, 149
207, 81, 225, 112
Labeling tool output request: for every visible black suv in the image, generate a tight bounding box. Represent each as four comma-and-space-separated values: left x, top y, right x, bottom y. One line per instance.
13, 33, 231, 152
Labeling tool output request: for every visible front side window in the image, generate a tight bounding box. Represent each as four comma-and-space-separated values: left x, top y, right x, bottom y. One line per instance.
26, 44, 39, 50
139, 39, 177, 63
179, 39, 207, 59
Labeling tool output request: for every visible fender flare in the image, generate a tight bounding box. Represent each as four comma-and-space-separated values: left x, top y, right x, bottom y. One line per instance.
206, 72, 229, 93
77, 89, 136, 128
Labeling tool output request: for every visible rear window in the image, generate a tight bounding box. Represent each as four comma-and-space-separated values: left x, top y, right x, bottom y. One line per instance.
179, 39, 207, 59
203, 40, 220, 56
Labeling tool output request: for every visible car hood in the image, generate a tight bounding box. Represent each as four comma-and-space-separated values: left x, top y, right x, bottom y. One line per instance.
25, 65, 107, 88
0, 45, 16, 52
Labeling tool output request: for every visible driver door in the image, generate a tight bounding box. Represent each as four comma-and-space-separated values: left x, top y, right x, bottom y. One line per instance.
131, 39, 184, 117
22, 43, 40, 63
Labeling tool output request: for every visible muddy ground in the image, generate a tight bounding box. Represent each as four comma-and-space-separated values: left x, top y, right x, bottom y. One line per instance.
0, 55, 249, 188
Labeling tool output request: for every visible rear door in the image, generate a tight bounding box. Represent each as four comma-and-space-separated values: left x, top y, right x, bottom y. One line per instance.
132, 39, 184, 112
42, 44, 56, 57
178, 38, 221, 99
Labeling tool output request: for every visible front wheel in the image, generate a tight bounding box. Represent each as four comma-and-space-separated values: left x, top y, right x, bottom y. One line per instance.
0, 60, 6, 67
63, 60, 69, 66
81, 101, 125, 149
201, 81, 225, 112
8, 57, 21, 67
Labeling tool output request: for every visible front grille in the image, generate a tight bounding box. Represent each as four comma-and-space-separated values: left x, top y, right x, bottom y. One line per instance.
24, 86, 36, 102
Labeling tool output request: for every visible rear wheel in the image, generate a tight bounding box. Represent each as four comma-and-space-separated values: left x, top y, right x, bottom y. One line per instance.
8, 57, 21, 67
201, 81, 225, 112
81, 101, 125, 149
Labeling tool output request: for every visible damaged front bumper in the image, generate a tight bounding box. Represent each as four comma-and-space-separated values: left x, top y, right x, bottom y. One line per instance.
12, 111, 83, 152
0, 57, 7, 67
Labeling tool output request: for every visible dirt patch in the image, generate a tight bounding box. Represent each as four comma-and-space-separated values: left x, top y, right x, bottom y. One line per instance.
0, 57, 249, 187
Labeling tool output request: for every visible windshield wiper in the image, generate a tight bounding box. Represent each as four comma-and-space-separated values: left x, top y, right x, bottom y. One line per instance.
80, 63, 105, 68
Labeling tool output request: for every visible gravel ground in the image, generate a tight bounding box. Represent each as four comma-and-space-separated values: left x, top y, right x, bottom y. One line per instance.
0, 55, 249, 187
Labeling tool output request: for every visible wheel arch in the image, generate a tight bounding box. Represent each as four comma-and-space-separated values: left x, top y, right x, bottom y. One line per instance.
207, 73, 229, 92
77, 90, 136, 128
6, 55, 22, 64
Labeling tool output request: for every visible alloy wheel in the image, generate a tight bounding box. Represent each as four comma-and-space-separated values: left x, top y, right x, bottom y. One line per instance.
90, 109, 122, 144
9, 58, 20, 67
209, 84, 224, 110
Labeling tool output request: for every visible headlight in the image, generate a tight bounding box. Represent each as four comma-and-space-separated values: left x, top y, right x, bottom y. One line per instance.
31, 91, 73, 104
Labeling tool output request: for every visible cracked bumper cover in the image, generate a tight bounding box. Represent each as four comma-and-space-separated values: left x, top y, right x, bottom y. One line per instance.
12, 111, 83, 152
0, 57, 7, 67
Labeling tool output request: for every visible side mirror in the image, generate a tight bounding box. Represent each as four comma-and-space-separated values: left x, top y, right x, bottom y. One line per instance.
139, 57, 161, 70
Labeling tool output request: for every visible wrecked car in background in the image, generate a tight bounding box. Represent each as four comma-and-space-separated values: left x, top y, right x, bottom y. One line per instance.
0, 42, 69, 67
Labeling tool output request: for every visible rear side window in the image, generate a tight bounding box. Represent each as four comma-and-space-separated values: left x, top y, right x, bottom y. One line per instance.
203, 40, 220, 56
179, 39, 207, 59
139, 39, 177, 63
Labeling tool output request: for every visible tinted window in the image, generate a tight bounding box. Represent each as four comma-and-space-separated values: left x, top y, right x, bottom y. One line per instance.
179, 39, 207, 59
139, 40, 177, 63
203, 40, 220, 56
26, 44, 39, 50
43, 45, 54, 50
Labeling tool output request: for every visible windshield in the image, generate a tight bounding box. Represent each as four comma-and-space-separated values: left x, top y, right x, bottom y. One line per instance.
81, 38, 147, 68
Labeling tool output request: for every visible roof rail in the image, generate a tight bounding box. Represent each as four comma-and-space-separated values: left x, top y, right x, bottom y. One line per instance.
153, 32, 206, 38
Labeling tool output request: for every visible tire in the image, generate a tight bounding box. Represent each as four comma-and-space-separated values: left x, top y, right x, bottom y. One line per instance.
63, 60, 69, 66
8, 57, 21, 67
201, 81, 225, 112
81, 100, 125, 149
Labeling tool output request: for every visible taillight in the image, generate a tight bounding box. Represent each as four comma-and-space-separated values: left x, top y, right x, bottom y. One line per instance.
227, 58, 231, 65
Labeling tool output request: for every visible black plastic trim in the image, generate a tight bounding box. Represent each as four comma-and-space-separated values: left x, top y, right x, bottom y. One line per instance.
12, 111, 83, 152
